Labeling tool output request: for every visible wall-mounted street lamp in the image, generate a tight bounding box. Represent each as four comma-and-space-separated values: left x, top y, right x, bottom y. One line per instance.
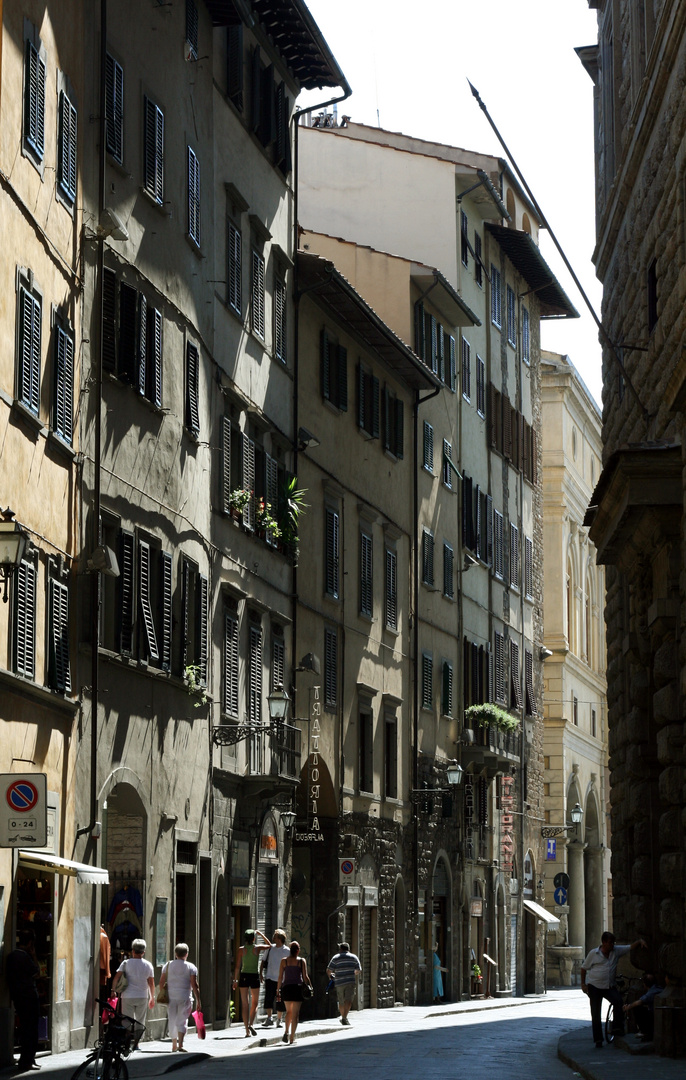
212, 684, 292, 747
267, 685, 290, 723
410, 760, 464, 804
541, 802, 583, 839
0, 514, 28, 603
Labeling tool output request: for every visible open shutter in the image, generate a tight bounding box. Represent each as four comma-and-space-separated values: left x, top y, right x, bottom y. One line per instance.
251, 46, 261, 133
138, 540, 159, 661
144, 97, 163, 203
337, 345, 348, 410
241, 433, 255, 529
272, 633, 285, 692
227, 23, 244, 108
188, 146, 200, 246
102, 268, 117, 373
395, 398, 404, 458
525, 649, 534, 715
58, 91, 77, 203
251, 249, 265, 337
510, 640, 522, 709
442, 660, 453, 716
137, 294, 147, 396
486, 495, 493, 567
324, 628, 337, 707
248, 623, 263, 723
54, 327, 74, 443
49, 577, 71, 692
181, 559, 191, 670
119, 531, 134, 655
14, 560, 36, 680
186, 0, 199, 57
385, 548, 397, 630
265, 453, 279, 546
221, 416, 232, 513
360, 532, 372, 616
325, 509, 339, 597
118, 283, 138, 384
19, 287, 40, 414
321, 329, 331, 402
161, 551, 172, 672
25, 42, 46, 158
186, 342, 200, 434
105, 54, 124, 163
147, 306, 163, 406
197, 574, 208, 684
259, 63, 275, 146
421, 653, 433, 709
224, 612, 239, 717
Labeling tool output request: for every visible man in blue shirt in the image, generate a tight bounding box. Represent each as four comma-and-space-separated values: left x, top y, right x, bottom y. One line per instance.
326, 942, 361, 1026
580, 931, 647, 1047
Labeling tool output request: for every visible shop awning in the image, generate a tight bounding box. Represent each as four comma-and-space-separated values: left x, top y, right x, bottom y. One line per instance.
19, 851, 109, 885
523, 898, 560, 929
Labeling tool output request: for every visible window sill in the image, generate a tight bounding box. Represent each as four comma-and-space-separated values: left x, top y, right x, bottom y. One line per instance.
383, 623, 399, 636
214, 291, 245, 328
357, 790, 380, 802
12, 399, 46, 438
22, 140, 45, 178
0, 666, 78, 713
186, 233, 203, 259
55, 185, 76, 217
140, 186, 171, 217
46, 430, 76, 461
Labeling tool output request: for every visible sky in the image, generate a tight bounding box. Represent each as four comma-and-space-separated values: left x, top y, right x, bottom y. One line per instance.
298, 1, 603, 407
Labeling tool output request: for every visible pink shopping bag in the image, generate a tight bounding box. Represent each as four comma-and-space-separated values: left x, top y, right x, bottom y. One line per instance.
192, 1009, 206, 1039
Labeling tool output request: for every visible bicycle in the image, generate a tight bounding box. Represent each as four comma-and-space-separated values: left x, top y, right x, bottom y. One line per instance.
604, 973, 643, 1043
70, 999, 145, 1080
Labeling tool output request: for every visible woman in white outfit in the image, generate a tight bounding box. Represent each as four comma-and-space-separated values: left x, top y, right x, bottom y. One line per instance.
158, 943, 200, 1053
112, 938, 155, 1047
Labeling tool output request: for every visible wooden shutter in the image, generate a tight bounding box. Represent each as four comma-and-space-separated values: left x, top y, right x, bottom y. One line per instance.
251, 46, 261, 133
503, 395, 512, 459
118, 283, 138, 384
25, 42, 46, 157
337, 345, 348, 410
325, 509, 339, 598
395, 398, 404, 458
421, 653, 433, 709
463, 636, 471, 708
442, 660, 453, 716
105, 54, 124, 163
437, 324, 445, 382
360, 532, 373, 616
471, 643, 479, 706
475, 484, 482, 559
160, 551, 173, 672
463, 475, 473, 550
221, 416, 232, 514
186, 341, 200, 434
251, 249, 265, 338
241, 433, 255, 529
265, 453, 279, 546
274, 274, 286, 363
146, 306, 162, 406
275, 80, 286, 167
228, 221, 242, 314
525, 649, 534, 715
272, 632, 285, 691
224, 611, 239, 716
494, 510, 503, 579
19, 286, 40, 415
227, 23, 243, 108
188, 146, 200, 246
430, 316, 438, 374
414, 301, 425, 358
181, 559, 191, 670
144, 97, 164, 203
186, 0, 199, 57
58, 90, 77, 202
259, 63, 274, 146
119, 531, 134, 655
357, 363, 365, 430
423, 530, 434, 587
54, 326, 73, 442
137, 294, 148, 397
248, 622, 263, 723
197, 573, 208, 684
385, 548, 397, 630
510, 524, 519, 588
486, 495, 493, 567
443, 543, 453, 598
324, 627, 337, 707
102, 268, 117, 373
448, 334, 456, 391
423, 422, 433, 470
510, 640, 522, 709
49, 577, 71, 693
321, 328, 331, 402
487, 642, 493, 703
14, 559, 36, 680
138, 540, 159, 661
525, 537, 533, 598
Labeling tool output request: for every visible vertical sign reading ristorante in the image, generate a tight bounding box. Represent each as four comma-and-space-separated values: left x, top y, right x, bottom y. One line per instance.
295, 686, 324, 842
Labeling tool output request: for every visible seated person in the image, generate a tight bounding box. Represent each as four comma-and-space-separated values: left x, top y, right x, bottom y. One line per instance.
623, 973, 663, 1040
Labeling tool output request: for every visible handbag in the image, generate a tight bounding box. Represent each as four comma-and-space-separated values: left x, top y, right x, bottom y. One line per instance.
192, 1009, 205, 1039
157, 980, 169, 1005
301, 982, 313, 1000
117, 960, 128, 993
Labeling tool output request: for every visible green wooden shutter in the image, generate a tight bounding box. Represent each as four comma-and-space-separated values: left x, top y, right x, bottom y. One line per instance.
181, 559, 190, 670
19, 286, 40, 415
385, 548, 397, 630
248, 623, 263, 723
228, 221, 242, 315
25, 42, 46, 158
147, 306, 162, 407
58, 90, 77, 203
242, 433, 255, 529
442, 660, 453, 716
105, 54, 124, 163
49, 577, 71, 692
325, 509, 339, 598
337, 345, 348, 411
265, 453, 279, 546
395, 399, 404, 459
54, 326, 74, 443
14, 559, 36, 680
227, 23, 244, 109
144, 97, 164, 203
224, 611, 239, 717
221, 416, 232, 514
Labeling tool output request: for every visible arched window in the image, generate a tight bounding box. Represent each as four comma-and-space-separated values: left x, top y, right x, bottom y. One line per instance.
522, 212, 531, 235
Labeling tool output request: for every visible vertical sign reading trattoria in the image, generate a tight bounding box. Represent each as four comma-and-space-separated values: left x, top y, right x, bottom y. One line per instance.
500, 775, 514, 872
295, 686, 324, 842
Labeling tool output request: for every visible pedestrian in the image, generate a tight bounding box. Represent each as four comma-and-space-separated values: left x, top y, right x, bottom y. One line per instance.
276, 941, 311, 1045
6, 930, 41, 1072
158, 943, 201, 1053
232, 928, 271, 1037
580, 931, 647, 1047
622, 973, 663, 1041
326, 941, 361, 1026
432, 943, 447, 1003
259, 929, 290, 1028
111, 938, 155, 1047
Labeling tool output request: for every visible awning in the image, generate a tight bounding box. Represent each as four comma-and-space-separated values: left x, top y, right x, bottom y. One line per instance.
523, 898, 560, 929
19, 850, 109, 885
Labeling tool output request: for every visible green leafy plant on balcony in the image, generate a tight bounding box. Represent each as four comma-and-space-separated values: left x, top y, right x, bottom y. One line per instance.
184, 663, 208, 707
280, 477, 308, 552
471, 962, 482, 981
464, 702, 520, 732
255, 498, 281, 538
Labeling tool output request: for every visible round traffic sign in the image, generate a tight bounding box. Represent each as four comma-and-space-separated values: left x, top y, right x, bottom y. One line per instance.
340, 860, 355, 877
554, 886, 568, 906
6, 779, 39, 813
553, 872, 570, 890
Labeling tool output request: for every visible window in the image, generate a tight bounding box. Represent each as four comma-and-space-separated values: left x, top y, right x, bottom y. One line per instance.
524, 537, 533, 599
591, 708, 597, 738
461, 338, 471, 401
143, 96, 164, 204
522, 307, 530, 364
185, 0, 199, 59
474, 232, 483, 288
510, 523, 519, 589
357, 364, 379, 438
251, 248, 265, 338
53, 323, 74, 443
274, 81, 292, 176
493, 509, 504, 580
360, 531, 373, 617
422, 529, 434, 587
443, 543, 454, 599
462, 474, 474, 551
247, 619, 263, 723
185, 342, 200, 435
384, 713, 398, 799
105, 55, 124, 164
573, 696, 579, 726
359, 705, 373, 793
507, 285, 516, 348
647, 258, 658, 332
143, 304, 163, 407
227, 221, 242, 316
443, 440, 453, 488
48, 569, 71, 693
181, 558, 207, 681
442, 660, 453, 717
138, 538, 160, 662
491, 265, 502, 328
510, 640, 522, 709
461, 210, 469, 268
324, 627, 338, 708
383, 387, 404, 458
227, 20, 244, 110
385, 548, 397, 631
525, 650, 534, 716
421, 652, 433, 709
24, 39, 46, 164
494, 631, 505, 703
102, 270, 163, 404
13, 555, 37, 680
321, 329, 348, 411
446, 331, 456, 392
17, 280, 41, 416
274, 271, 287, 363
187, 146, 200, 247
325, 508, 340, 599
240, 431, 255, 529
423, 421, 434, 472
271, 625, 285, 692
476, 356, 485, 417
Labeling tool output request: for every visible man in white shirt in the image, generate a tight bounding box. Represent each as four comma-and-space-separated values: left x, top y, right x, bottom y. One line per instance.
580, 931, 647, 1047
259, 930, 290, 1028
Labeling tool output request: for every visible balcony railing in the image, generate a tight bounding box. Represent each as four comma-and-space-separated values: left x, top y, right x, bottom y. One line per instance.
461, 720, 521, 772
248, 721, 301, 781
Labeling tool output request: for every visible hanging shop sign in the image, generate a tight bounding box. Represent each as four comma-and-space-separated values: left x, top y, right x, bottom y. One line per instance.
500, 776, 514, 872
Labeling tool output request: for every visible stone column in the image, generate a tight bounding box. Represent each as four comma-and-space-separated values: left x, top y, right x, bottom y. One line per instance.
567, 839, 587, 950
584, 845, 605, 948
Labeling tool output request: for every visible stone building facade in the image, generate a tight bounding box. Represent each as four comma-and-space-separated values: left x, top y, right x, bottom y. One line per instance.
580, 0, 686, 1054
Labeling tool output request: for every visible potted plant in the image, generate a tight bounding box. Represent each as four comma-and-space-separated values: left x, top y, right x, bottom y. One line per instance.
228, 488, 252, 520
184, 664, 208, 707
464, 702, 520, 733
280, 476, 308, 557
255, 498, 281, 541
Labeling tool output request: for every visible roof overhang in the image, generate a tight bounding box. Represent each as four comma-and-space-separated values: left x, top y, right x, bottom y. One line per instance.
485, 224, 580, 319
523, 898, 560, 929
410, 265, 481, 328
19, 850, 109, 885
204, 0, 350, 93
456, 168, 509, 222
298, 252, 442, 392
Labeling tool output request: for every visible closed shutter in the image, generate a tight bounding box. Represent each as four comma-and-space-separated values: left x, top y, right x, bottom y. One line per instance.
487, 642, 493, 703
228, 221, 242, 315
275, 80, 286, 168
510, 524, 519, 588
503, 397, 512, 459
429, 315, 438, 374
181, 559, 190, 670
105, 54, 123, 163
54, 326, 74, 442
395, 398, 403, 458
187, 146, 200, 246
337, 344, 348, 411
272, 633, 285, 691
14, 559, 36, 680
525, 537, 533, 598
224, 611, 239, 716
385, 548, 397, 630
25, 42, 46, 158
144, 97, 164, 203
160, 551, 172, 672
137, 293, 147, 396
422, 530, 434, 587
119, 532, 134, 655
475, 484, 482, 559
58, 90, 77, 203
186, 342, 200, 434
494, 511, 504, 579
360, 532, 373, 616
197, 574, 208, 684
495, 632, 505, 703
138, 540, 159, 661
462, 338, 471, 399
321, 328, 331, 402
221, 417, 232, 513
463, 476, 473, 550
102, 268, 117, 373
448, 334, 456, 391
256, 864, 275, 938
525, 649, 534, 716
147, 307, 163, 406
259, 63, 274, 146
437, 324, 445, 382
325, 509, 339, 597
274, 274, 286, 363
324, 627, 337, 707
251, 249, 265, 338
443, 543, 453, 598
423, 422, 433, 471
19, 286, 40, 415
421, 653, 432, 709
442, 660, 453, 716
414, 302, 425, 359
248, 623, 263, 724
486, 495, 493, 567
118, 283, 138, 384
49, 577, 71, 692
242, 433, 255, 529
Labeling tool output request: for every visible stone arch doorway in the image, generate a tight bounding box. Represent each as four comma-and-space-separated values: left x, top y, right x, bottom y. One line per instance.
102, 784, 147, 969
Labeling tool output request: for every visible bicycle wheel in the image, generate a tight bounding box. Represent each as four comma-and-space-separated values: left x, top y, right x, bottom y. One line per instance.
70, 1050, 107, 1080
604, 1001, 615, 1044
